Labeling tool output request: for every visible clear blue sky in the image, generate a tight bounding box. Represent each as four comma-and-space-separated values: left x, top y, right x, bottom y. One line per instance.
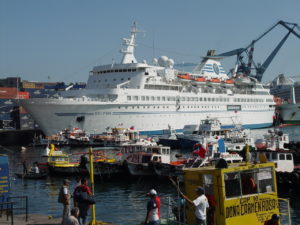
1, 0, 299, 83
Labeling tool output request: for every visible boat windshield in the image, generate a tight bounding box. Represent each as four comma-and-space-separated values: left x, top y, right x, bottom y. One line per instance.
224, 167, 274, 198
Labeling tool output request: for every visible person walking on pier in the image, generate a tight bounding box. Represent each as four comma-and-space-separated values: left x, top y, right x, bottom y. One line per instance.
145, 189, 160, 225
58, 179, 71, 223
180, 186, 209, 225
76, 177, 92, 225
62, 207, 80, 225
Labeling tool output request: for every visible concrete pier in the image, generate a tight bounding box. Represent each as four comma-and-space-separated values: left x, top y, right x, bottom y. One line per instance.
0, 213, 116, 225
0, 214, 61, 225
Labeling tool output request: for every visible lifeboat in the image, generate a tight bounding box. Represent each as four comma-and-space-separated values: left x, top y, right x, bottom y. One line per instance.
225, 79, 235, 84
192, 77, 206, 83
210, 78, 221, 83
177, 73, 191, 80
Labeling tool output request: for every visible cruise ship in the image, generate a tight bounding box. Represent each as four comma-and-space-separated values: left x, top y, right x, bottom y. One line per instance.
20, 23, 276, 136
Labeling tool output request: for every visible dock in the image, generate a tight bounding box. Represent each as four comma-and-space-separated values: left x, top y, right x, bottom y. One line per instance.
0, 214, 116, 225
0, 214, 61, 225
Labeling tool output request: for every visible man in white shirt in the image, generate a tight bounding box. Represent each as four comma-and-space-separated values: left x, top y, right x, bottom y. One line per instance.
33, 163, 39, 174
58, 179, 71, 223
180, 186, 209, 225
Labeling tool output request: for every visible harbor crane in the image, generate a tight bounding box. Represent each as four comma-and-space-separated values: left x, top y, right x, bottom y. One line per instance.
217, 20, 300, 81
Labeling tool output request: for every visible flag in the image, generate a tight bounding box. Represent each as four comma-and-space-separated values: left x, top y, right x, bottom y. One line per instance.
193, 143, 207, 158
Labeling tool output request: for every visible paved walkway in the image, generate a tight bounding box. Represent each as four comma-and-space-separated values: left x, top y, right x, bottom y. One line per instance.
0, 214, 61, 225
0, 213, 117, 225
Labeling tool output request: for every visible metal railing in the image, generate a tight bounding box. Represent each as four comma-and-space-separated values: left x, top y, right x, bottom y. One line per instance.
0, 195, 28, 225
0, 201, 14, 225
278, 198, 291, 225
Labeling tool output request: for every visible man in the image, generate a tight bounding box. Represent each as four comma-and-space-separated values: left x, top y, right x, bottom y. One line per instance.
62, 207, 80, 225
264, 214, 280, 225
145, 189, 160, 225
58, 179, 71, 223
180, 186, 209, 225
76, 178, 92, 225
32, 162, 39, 174
22, 160, 28, 175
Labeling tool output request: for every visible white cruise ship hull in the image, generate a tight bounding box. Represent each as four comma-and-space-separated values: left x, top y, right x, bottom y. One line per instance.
21, 97, 274, 136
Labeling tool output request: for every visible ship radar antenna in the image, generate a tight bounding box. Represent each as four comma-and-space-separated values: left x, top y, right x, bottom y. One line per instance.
120, 22, 145, 64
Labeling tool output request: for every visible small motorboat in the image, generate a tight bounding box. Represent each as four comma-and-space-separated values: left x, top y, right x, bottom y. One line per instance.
15, 172, 47, 179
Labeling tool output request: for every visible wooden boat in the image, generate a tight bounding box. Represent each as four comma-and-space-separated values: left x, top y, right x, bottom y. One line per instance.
15, 172, 47, 179
120, 141, 171, 176
91, 127, 140, 147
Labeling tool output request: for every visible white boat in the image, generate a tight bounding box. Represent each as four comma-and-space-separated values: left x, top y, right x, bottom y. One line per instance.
20, 23, 275, 136
252, 129, 294, 173
120, 141, 171, 176
153, 138, 243, 178
91, 127, 141, 147
176, 117, 254, 150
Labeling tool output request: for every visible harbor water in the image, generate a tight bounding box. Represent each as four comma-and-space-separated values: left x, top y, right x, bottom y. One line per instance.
2, 126, 300, 225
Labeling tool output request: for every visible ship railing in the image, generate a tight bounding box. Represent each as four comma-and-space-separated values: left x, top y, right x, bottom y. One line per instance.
278, 197, 291, 225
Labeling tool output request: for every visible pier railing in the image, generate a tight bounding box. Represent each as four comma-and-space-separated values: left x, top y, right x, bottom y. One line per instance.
0, 195, 28, 225
0, 201, 14, 225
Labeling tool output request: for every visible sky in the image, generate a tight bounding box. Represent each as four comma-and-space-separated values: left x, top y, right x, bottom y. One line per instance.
0, 0, 299, 84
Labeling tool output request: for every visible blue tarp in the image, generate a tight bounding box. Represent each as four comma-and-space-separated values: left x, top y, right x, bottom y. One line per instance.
218, 138, 226, 153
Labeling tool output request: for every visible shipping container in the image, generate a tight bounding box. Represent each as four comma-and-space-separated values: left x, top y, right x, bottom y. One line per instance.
22, 81, 36, 89
17, 91, 29, 99
0, 87, 18, 99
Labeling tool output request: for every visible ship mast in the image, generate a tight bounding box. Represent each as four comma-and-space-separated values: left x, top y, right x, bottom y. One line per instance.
120, 22, 139, 64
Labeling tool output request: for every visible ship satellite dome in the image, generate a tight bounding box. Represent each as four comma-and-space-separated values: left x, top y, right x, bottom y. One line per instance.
158, 56, 168, 66
153, 58, 158, 65
167, 59, 174, 68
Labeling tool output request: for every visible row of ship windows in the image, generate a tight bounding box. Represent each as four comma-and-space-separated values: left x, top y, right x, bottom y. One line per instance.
100, 105, 266, 110
95, 68, 138, 74
126, 96, 267, 103
93, 77, 131, 83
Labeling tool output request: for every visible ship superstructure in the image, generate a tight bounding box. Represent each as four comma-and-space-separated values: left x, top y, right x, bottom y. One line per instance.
20, 23, 275, 136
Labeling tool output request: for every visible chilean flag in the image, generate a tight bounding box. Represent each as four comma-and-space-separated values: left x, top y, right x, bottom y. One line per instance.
193, 143, 207, 158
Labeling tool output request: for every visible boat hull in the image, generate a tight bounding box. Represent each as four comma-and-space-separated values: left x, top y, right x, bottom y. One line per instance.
126, 162, 155, 176
48, 165, 88, 175
20, 98, 274, 136
279, 103, 300, 124
15, 172, 47, 179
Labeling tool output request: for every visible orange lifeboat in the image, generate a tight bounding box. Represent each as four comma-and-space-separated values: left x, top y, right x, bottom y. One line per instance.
210, 78, 221, 83
177, 73, 191, 80
192, 77, 206, 82
225, 79, 235, 84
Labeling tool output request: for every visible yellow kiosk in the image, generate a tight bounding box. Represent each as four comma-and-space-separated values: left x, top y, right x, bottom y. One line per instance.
182, 161, 289, 225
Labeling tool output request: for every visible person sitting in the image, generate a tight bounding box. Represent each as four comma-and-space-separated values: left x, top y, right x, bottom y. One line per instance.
31, 163, 40, 174
264, 214, 279, 225
62, 207, 80, 225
